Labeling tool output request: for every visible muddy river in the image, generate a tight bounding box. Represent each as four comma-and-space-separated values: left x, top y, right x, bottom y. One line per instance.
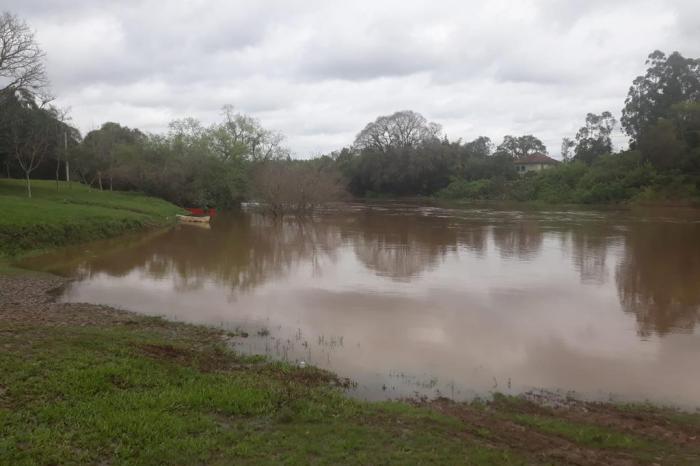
23, 202, 700, 406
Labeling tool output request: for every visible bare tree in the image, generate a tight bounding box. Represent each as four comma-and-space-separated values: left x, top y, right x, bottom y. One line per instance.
0, 12, 48, 100
253, 161, 346, 215
353, 110, 442, 152
8, 105, 56, 197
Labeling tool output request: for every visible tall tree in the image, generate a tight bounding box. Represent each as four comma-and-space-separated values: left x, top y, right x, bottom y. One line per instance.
463, 136, 493, 157
0, 12, 48, 101
637, 119, 686, 170
561, 137, 575, 162
212, 105, 287, 162
573, 111, 616, 164
353, 110, 441, 152
82, 122, 144, 191
0, 12, 50, 179
496, 135, 547, 158
621, 50, 700, 143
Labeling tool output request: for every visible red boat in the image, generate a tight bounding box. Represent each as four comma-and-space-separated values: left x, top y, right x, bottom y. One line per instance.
185, 208, 217, 217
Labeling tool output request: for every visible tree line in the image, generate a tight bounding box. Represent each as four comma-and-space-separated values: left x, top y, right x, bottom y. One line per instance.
326, 49, 700, 204
0, 12, 340, 210
1, 10, 699, 208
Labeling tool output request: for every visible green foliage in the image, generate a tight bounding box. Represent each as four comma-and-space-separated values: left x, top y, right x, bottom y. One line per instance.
438, 152, 700, 205
622, 50, 700, 142
342, 138, 515, 197
437, 178, 500, 200
68, 112, 262, 208
572, 111, 616, 164
496, 134, 547, 158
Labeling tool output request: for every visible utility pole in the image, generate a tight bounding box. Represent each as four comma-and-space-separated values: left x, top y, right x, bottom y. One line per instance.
64, 130, 71, 187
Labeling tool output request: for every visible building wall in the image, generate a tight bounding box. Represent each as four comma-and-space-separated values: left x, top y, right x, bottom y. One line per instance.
515, 163, 554, 174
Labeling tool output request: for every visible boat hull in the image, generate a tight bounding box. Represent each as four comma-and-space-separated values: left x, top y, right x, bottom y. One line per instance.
176, 214, 211, 223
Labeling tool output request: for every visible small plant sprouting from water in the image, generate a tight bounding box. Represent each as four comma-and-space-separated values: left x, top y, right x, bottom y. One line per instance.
231, 327, 249, 338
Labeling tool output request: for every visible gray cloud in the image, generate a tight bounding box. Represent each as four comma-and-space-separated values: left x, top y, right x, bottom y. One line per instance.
3, 0, 699, 157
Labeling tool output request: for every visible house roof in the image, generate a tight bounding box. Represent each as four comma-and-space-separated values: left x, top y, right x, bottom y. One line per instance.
514, 153, 560, 165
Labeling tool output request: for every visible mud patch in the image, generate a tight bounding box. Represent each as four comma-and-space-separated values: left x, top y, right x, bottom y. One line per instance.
138, 343, 192, 360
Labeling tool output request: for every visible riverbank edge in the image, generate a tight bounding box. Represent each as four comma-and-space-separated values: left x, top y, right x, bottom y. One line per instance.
1, 269, 700, 464
353, 194, 700, 210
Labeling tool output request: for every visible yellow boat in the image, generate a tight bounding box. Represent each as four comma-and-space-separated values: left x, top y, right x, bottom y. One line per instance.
176, 214, 211, 224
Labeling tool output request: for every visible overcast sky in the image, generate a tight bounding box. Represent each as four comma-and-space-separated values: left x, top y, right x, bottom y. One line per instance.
5, 0, 700, 158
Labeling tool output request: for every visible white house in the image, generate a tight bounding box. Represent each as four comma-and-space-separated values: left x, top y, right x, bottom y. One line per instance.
514, 153, 560, 174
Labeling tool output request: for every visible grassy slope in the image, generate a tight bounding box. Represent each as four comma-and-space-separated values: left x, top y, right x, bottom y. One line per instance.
0, 179, 183, 256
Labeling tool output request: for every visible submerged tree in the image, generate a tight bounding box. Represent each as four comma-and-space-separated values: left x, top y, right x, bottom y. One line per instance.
253, 160, 345, 215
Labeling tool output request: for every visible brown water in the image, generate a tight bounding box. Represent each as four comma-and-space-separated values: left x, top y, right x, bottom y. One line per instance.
22, 202, 700, 406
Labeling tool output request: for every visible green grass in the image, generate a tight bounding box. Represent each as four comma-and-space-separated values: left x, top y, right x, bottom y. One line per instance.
2, 312, 698, 465
510, 413, 648, 450
0, 322, 521, 465
0, 179, 183, 256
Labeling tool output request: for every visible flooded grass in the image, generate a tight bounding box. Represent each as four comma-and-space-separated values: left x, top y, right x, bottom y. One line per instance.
2, 273, 700, 464
0, 316, 519, 464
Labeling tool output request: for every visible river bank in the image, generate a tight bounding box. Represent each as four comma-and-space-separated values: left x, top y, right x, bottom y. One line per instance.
0, 179, 183, 257
2, 270, 700, 464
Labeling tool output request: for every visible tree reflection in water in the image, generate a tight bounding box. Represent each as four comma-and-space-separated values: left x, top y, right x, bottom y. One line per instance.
344, 211, 459, 281
23, 204, 700, 338
616, 221, 700, 337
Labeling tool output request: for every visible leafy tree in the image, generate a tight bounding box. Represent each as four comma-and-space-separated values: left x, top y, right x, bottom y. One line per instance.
213, 105, 287, 162
81, 122, 144, 190
573, 111, 616, 164
637, 119, 686, 171
463, 136, 493, 157
353, 110, 441, 151
621, 50, 700, 143
670, 101, 700, 161
496, 135, 547, 158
